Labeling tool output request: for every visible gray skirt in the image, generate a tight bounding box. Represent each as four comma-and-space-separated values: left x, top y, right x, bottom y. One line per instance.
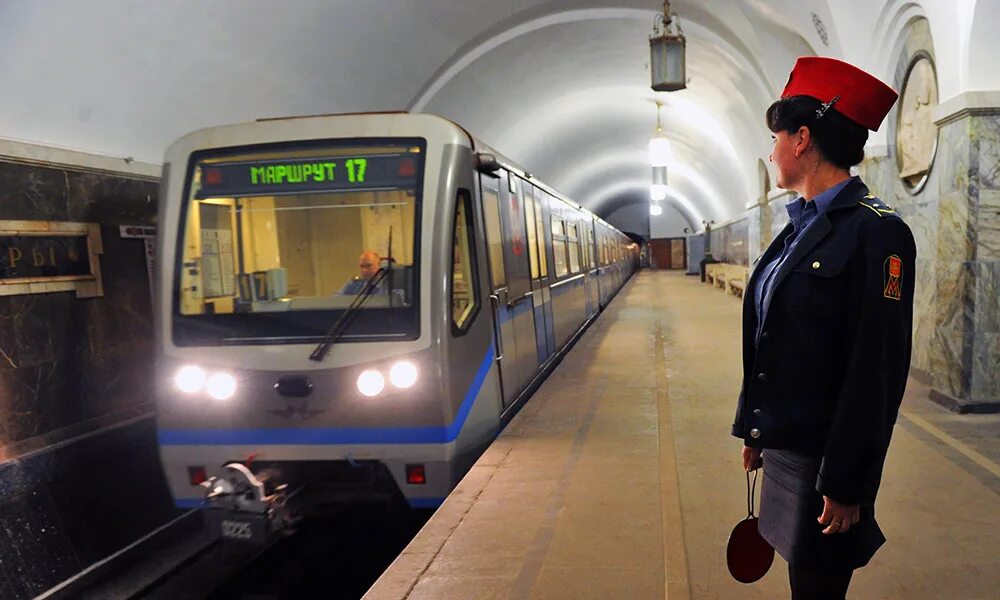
759, 449, 885, 569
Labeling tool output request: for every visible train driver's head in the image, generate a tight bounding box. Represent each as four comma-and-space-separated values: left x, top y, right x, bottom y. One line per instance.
359, 250, 381, 279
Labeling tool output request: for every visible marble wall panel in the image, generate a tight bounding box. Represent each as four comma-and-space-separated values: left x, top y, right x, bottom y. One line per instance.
747, 206, 762, 266
974, 114, 1000, 190
708, 228, 725, 257
977, 189, 1000, 260
858, 155, 941, 375
974, 262, 1000, 333
0, 159, 158, 451
930, 259, 975, 399
930, 323, 970, 399
939, 118, 971, 196
769, 197, 790, 239
971, 333, 1000, 401
936, 190, 975, 263
728, 218, 749, 266
911, 257, 937, 372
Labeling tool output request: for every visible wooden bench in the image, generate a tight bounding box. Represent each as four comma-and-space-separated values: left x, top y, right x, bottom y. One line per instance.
705, 263, 724, 286
705, 263, 749, 297
722, 264, 749, 297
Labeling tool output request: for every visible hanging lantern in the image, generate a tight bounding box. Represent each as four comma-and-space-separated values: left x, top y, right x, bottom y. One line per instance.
650, 0, 687, 92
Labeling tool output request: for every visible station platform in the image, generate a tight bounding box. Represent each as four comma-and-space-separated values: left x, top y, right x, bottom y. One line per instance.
364, 270, 1000, 600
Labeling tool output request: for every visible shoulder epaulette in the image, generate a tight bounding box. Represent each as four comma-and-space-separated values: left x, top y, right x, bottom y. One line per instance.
858, 194, 896, 217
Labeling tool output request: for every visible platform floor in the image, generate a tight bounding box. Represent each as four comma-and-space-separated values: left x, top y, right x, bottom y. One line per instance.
365, 270, 1000, 600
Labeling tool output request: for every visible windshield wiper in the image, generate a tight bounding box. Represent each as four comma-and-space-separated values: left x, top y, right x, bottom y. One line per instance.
309, 267, 389, 362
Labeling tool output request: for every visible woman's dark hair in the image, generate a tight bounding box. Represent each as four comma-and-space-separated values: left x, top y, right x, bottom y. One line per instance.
765, 96, 869, 169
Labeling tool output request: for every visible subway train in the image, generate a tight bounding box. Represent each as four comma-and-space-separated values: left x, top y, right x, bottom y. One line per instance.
154, 112, 638, 513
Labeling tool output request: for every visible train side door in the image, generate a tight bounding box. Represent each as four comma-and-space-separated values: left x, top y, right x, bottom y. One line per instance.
498, 174, 539, 404
479, 174, 519, 409
583, 218, 597, 317
523, 182, 554, 364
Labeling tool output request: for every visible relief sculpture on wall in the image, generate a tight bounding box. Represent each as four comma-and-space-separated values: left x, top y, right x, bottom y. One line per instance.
896, 55, 939, 191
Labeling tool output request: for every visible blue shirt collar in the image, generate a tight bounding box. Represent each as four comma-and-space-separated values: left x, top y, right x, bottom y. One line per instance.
784, 176, 857, 231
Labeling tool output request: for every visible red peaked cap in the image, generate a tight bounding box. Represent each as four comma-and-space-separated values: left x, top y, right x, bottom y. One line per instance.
781, 57, 899, 131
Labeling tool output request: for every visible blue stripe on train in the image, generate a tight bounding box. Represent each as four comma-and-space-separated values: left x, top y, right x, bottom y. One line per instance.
407, 497, 445, 509
158, 345, 494, 446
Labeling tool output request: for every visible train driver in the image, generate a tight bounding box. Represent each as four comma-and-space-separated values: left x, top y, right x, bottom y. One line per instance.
337, 250, 386, 295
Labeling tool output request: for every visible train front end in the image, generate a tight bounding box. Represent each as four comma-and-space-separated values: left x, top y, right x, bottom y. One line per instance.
155, 114, 499, 512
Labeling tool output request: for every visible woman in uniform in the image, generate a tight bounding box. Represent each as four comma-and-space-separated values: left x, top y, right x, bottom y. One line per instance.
731, 56, 916, 599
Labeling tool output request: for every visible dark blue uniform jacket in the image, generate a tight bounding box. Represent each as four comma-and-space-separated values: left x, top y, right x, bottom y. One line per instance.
731, 177, 916, 506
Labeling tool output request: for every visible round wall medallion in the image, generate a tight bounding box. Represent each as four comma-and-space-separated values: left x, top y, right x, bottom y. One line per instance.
895, 54, 939, 193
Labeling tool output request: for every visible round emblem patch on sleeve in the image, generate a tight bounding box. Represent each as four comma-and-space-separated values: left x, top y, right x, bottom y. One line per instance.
883, 255, 902, 300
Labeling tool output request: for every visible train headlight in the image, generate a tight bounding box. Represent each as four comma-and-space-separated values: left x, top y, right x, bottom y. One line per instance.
206, 372, 237, 400
389, 361, 418, 389
174, 365, 207, 394
357, 370, 385, 397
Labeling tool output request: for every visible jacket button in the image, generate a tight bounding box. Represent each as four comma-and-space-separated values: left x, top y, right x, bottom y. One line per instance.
752, 409, 762, 415
757, 372, 767, 381
761, 331, 770, 341
812, 261, 821, 269
750, 428, 761, 439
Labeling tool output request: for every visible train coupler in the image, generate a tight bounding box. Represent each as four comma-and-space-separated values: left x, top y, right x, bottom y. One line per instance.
200, 462, 297, 545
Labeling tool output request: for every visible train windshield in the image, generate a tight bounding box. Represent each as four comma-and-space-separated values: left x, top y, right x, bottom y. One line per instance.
172, 140, 424, 346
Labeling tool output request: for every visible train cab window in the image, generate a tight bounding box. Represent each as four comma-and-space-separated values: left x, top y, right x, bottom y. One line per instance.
481, 182, 506, 288
172, 140, 424, 345
567, 223, 581, 274
451, 191, 478, 332
551, 216, 569, 277
523, 184, 540, 280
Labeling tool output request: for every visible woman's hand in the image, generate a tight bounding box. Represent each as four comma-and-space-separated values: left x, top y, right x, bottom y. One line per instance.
742, 446, 762, 471
817, 495, 860, 534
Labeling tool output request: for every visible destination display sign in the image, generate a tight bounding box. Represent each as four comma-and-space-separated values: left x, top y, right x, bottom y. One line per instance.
195, 153, 421, 198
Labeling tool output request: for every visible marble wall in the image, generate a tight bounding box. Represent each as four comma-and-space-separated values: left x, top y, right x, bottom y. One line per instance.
698, 107, 999, 412
704, 218, 751, 267
858, 111, 1000, 411
0, 159, 159, 457
857, 156, 941, 384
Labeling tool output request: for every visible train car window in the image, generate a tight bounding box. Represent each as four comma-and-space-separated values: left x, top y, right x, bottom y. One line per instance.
523, 184, 540, 280
567, 223, 581, 274
481, 183, 506, 288
536, 193, 549, 277
551, 216, 569, 277
451, 190, 478, 333
173, 140, 423, 345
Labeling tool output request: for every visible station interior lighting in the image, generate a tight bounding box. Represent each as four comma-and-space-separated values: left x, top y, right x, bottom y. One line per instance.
649, 0, 687, 92
649, 136, 672, 167
648, 101, 672, 167
650, 184, 667, 201
650, 204, 663, 216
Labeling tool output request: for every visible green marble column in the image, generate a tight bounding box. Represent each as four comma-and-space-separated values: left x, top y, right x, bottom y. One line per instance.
929, 108, 1000, 412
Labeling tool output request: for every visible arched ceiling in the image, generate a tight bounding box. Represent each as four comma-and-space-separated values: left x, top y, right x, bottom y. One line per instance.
6, 0, 961, 229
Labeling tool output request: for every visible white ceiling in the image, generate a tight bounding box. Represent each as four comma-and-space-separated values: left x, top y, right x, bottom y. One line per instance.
0, 0, 993, 230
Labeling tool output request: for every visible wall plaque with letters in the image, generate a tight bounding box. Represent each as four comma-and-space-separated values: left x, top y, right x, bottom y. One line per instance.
0, 221, 104, 298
